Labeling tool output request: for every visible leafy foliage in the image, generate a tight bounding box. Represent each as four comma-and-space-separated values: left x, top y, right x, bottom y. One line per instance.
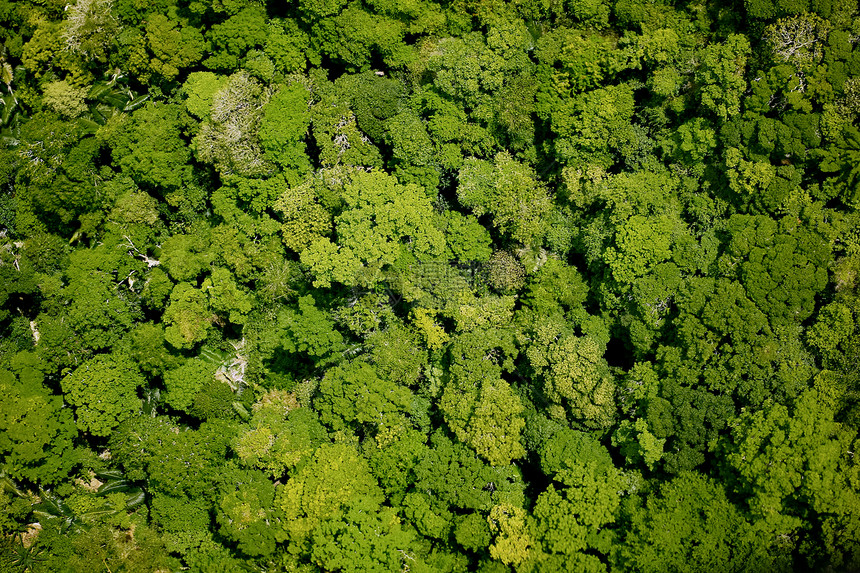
2, 1, 860, 570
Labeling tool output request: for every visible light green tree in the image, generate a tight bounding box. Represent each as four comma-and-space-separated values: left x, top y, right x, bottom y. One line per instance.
163, 282, 212, 350
0, 356, 77, 485
145, 12, 206, 80
301, 169, 445, 288
458, 152, 553, 246
273, 443, 385, 552
61, 354, 144, 437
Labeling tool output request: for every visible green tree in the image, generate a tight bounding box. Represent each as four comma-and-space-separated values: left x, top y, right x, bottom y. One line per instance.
15, 113, 102, 229
258, 82, 312, 181
42, 80, 88, 118
441, 375, 526, 467
0, 356, 77, 485
614, 472, 778, 573
311, 499, 428, 572
695, 35, 750, 122
109, 102, 193, 194
61, 354, 144, 437
529, 430, 625, 571
272, 442, 385, 553
145, 11, 206, 80
457, 152, 553, 246
548, 83, 636, 169
215, 465, 277, 557
163, 282, 213, 350
301, 169, 445, 288
265, 18, 312, 74
722, 214, 830, 326
384, 109, 440, 191
603, 214, 677, 288
182, 71, 230, 120
205, 6, 268, 71
163, 358, 217, 414
525, 319, 615, 430
440, 329, 525, 465
716, 388, 860, 570
316, 360, 414, 434
234, 391, 328, 478
160, 230, 214, 283
310, 91, 384, 168
56, 245, 142, 353
202, 266, 254, 325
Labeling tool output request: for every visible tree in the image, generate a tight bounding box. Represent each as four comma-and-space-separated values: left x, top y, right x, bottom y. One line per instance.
0, 355, 77, 485
109, 102, 193, 194
428, 22, 533, 115
215, 465, 277, 557
603, 214, 677, 288
441, 375, 526, 466
234, 391, 328, 478
548, 83, 637, 169
145, 12, 206, 80
524, 319, 615, 430
457, 151, 553, 246
301, 169, 445, 288
764, 13, 830, 69
441, 210, 493, 264
270, 175, 332, 254
336, 71, 406, 144
277, 294, 345, 367
149, 492, 215, 558
57, 245, 142, 353
272, 442, 385, 553
182, 72, 230, 121
163, 282, 213, 350
110, 416, 236, 498
14, 113, 104, 229
258, 82, 312, 181
310, 92, 384, 168
194, 71, 272, 177
722, 214, 830, 327
205, 6, 269, 71
265, 18, 312, 74
316, 360, 414, 435
309, 6, 408, 72
61, 354, 144, 437
487, 503, 537, 567
61, 0, 120, 62
695, 35, 750, 122
42, 80, 88, 118
530, 455, 622, 571
160, 230, 214, 282
716, 388, 860, 570
202, 266, 254, 325
384, 109, 440, 191
310, 500, 427, 572
614, 472, 779, 573
163, 358, 217, 414
409, 430, 526, 513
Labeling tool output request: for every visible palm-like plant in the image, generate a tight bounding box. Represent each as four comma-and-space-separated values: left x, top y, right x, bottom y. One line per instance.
0, 49, 24, 146
3, 534, 45, 572
31, 470, 145, 535
77, 69, 150, 134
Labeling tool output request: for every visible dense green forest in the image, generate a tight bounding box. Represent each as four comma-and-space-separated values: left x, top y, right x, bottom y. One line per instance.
0, 0, 859, 570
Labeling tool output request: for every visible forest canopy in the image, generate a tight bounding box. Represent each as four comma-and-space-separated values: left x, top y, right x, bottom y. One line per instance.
1, 0, 860, 571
